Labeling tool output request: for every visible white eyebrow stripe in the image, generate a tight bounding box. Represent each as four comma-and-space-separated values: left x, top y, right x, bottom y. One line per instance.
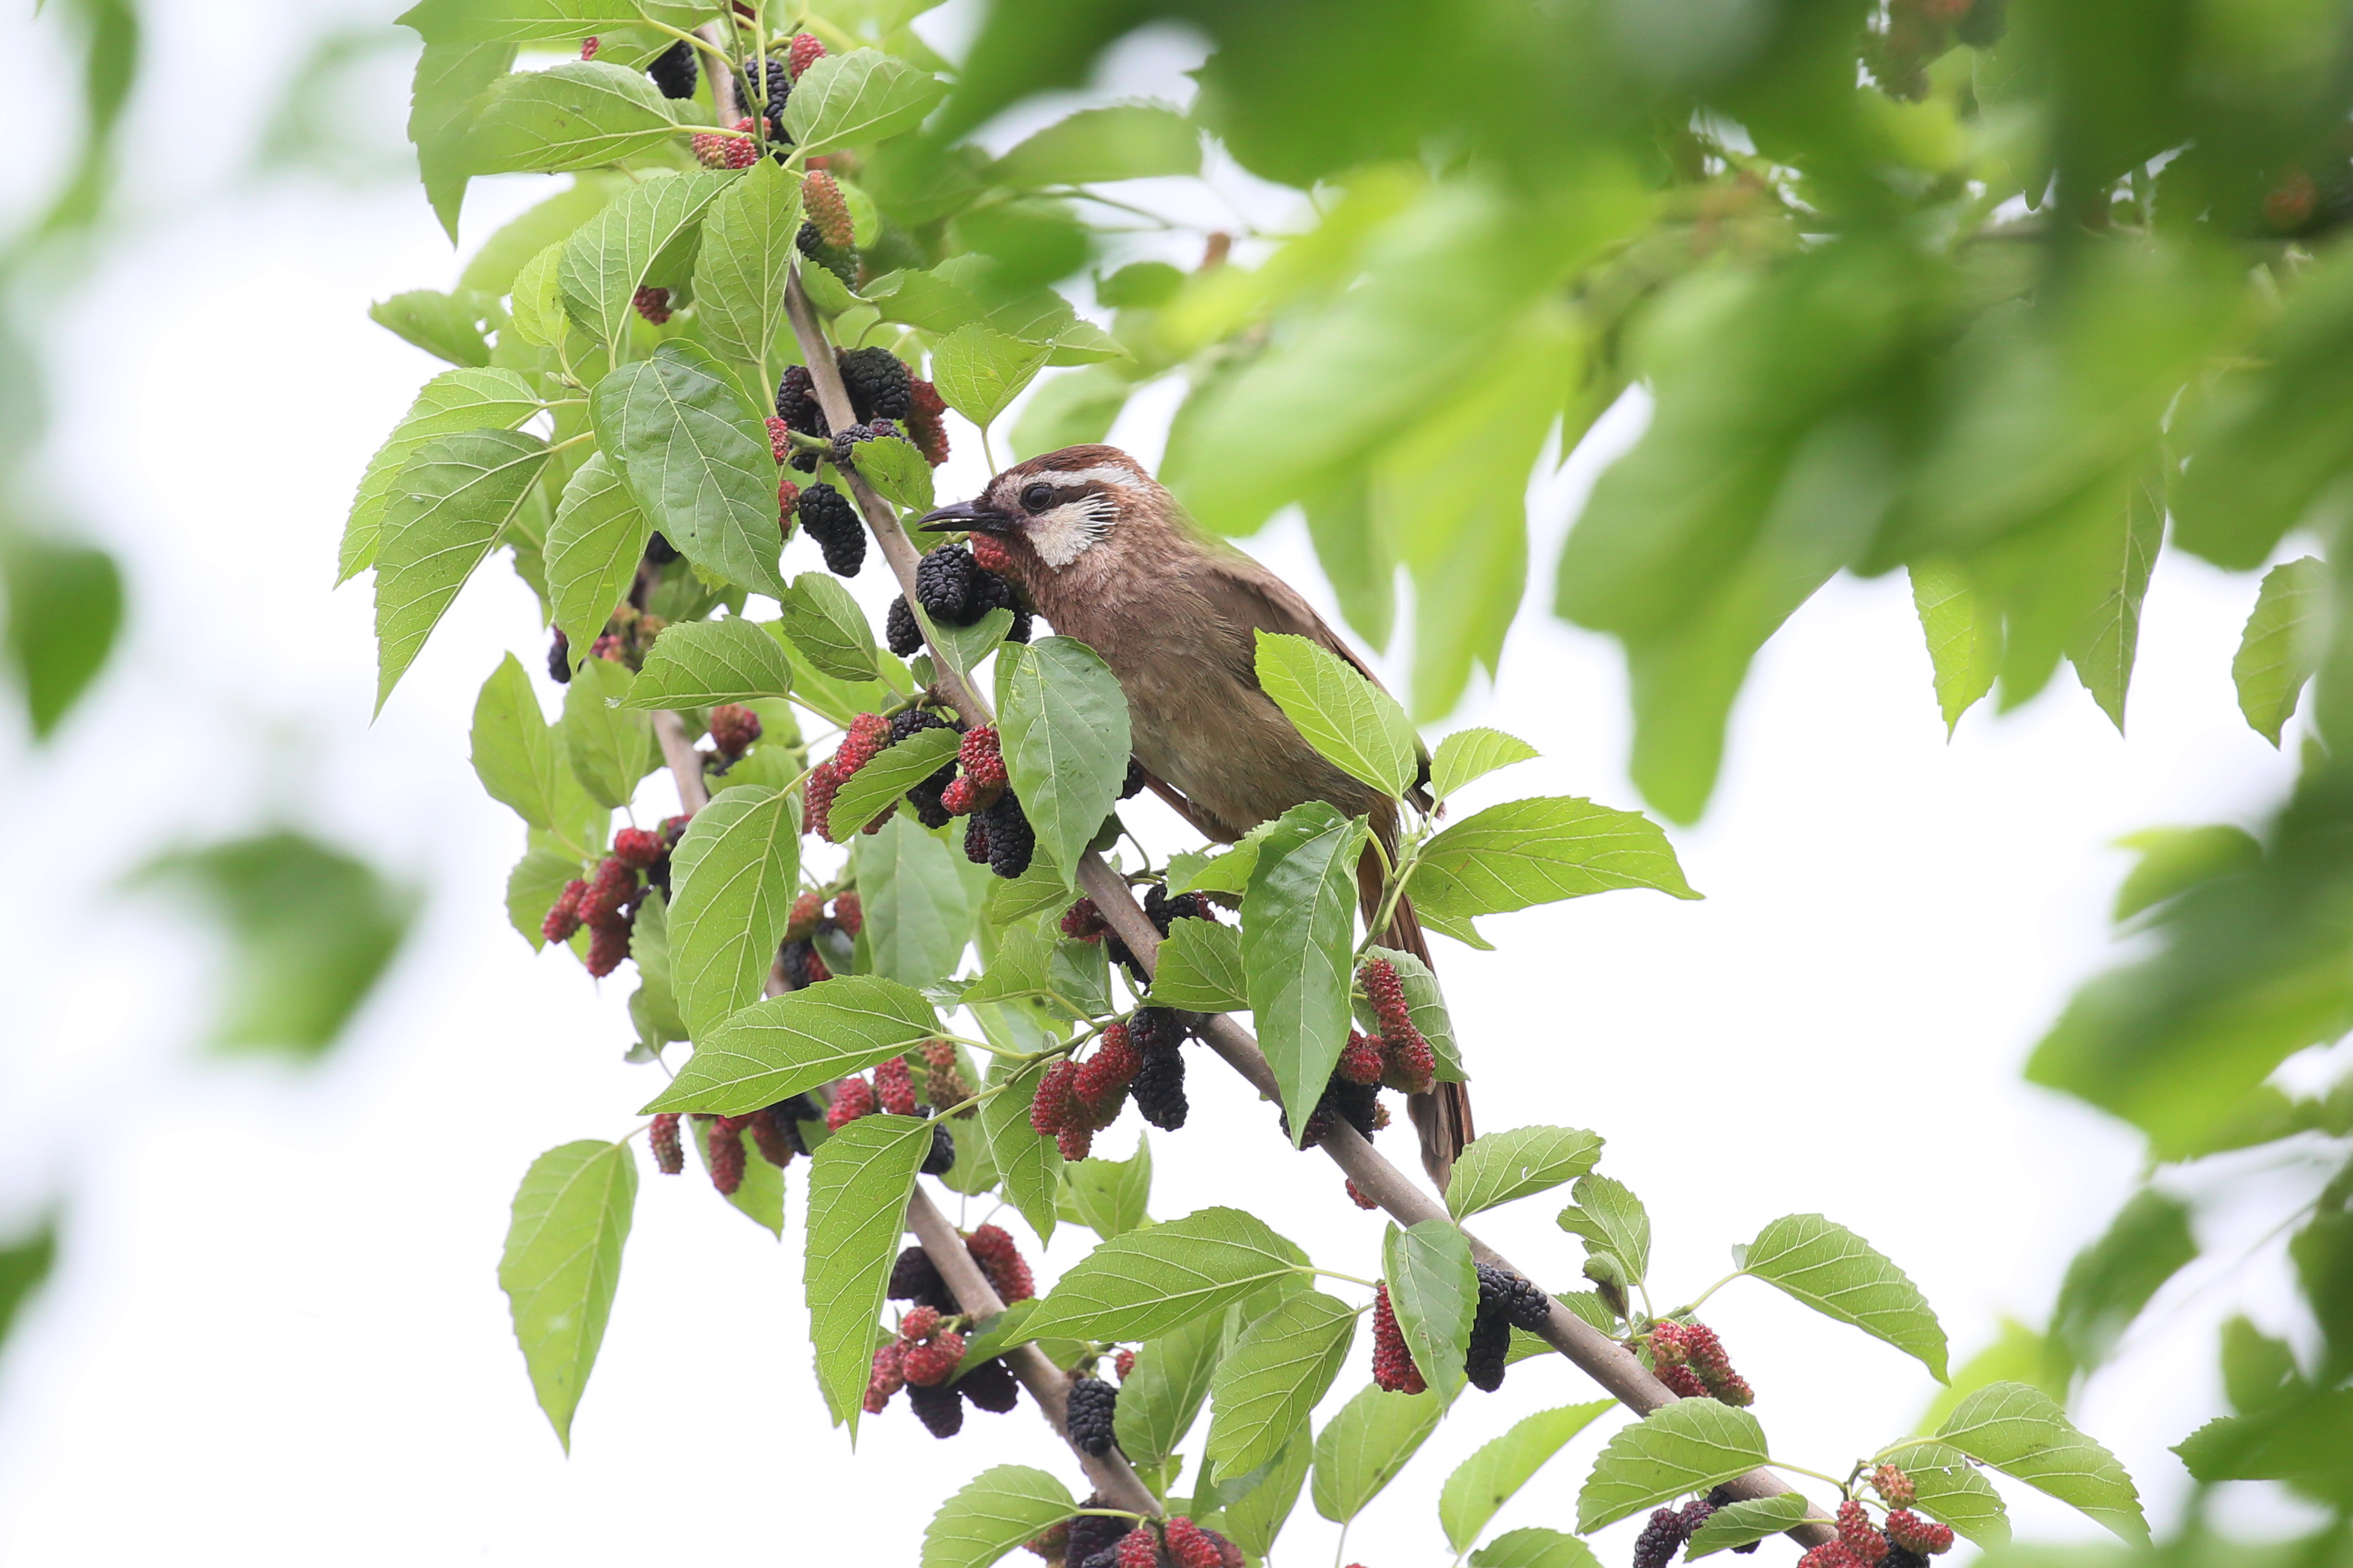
1035, 465, 1136, 489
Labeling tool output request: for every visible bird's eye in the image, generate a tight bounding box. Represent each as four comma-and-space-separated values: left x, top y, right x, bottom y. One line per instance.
1020, 482, 1055, 513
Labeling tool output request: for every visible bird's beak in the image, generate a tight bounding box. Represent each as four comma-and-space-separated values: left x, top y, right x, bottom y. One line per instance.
918, 499, 1014, 535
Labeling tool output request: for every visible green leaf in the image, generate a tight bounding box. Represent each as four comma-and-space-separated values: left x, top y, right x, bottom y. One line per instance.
826, 726, 961, 843
781, 48, 945, 156
689, 1114, 786, 1234
462, 176, 617, 294
508, 839, 584, 950
1684, 1495, 1812, 1558
1115, 1308, 1227, 1467
508, 241, 569, 349
1439, 1401, 1613, 1553
858, 813, 972, 988
1739, 1214, 1948, 1381
341, 367, 541, 583
370, 287, 493, 367
374, 428, 552, 711
931, 322, 1052, 427
2233, 556, 2327, 746
1557, 1175, 1650, 1286
558, 168, 733, 354
978, 1044, 1064, 1244
644, 974, 940, 1114
472, 652, 595, 844
1575, 1398, 1769, 1532
1011, 364, 1134, 460
1219, 1428, 1312, 1558
1446, 1126, 1604, 1220
624, 617, 795, 708
854, 434, 935, 514
626, 889, 689, 1044
1384, 1219, 1476, 1407
805, 1113, 935, 1432
398, 0, 696, 42
2049, 1188, 2196, 1380
0, 1214, 56, 1357
1205, 1291, 1358, 1477
463, 60, 682, 175
930, 608, 1016, 681
2174, 1388, 2353, 1500
1909, 559, 2002, 736
545, 452, 648, 660
1353, 945, 1465, 1081
995, 637, 1133, 885
409, 41, 515, 240
2064, 461, 2166, 733
773, 572, 881, 682
921, 1465, 1076, 1568
1470, 1528, 1604, 1568
560, 655, 660, 810
1147, 917, 1248, 1012
594, 341, 788, 599
1408, 796, 1700, 922
1064, 1131, 1152, 1238
991, 103, 1199, 185
666, 784, 801, 1037
694, 159, 805, 370
1430, 728, 1539, 801
1311, 1384, 1445, 1524
2111, 825, 2262, 924
1878, 1439, 2010, 1546
1020, 1207, 1303, 1343
1243, 803, 1370, 1145
1253, 630, 1418, 798
2, 537, 122, 741
498, 1139, 638, 1450
1933, 1381, 2146, 1541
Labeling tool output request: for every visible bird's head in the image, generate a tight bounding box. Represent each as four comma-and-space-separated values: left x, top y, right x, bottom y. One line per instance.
918, 445, 1162, 575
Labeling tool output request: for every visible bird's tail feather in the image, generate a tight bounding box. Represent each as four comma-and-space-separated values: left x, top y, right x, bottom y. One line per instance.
1356, 842, 1474, 1191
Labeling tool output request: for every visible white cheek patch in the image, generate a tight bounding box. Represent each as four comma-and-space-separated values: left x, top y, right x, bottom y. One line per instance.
1026, 492, 1118, 568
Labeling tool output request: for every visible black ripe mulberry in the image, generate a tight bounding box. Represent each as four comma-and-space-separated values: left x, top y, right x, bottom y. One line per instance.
547, 627, 572, 684
916, 544, 978, 624
957, 1356, 1020, 1414
644, 530, 679, 565
1067, 1374, 1118, 1456
963, 813, 992, 868
1121, 758, 1147, 800
1132, 1048, 1188, 1131
888, 1245, 958, 1315
797, 482, 864, 576
647, 38, 698, 99
797, 220, 857, 288
886, 594, 922, 656
740, 56, 789, 136
922, 1119, 957, 1176
650, 1112, 684, 1174
838, 346, 914, 422
1065, 1506, 1128, 1568
979, 793, 1034, 879
1463, 1265, 1535, 1393
888, 706, 952, 746
1632, 1507, 1691, 1568
907, 1377, 964, 1438
1477, 1264, 1552, 1331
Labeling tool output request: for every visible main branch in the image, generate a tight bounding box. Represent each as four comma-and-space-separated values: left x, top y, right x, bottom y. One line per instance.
778, 270, 1834, 1549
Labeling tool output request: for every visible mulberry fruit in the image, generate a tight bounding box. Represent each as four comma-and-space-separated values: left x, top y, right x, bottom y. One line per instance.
904, 1333, 966, 1388
916, 544, 977, 623
1464, 1302, 1511, 1392
1361, 958, 1411, 1034
691, 121, 757, 169
1381, 1029, 1436, 1095
1030, 1059, 1081, 1135
876, 1055, 919, 1116
1799, 1548, 1866, 1568
1114, 1348, 1136, 1381
838, 345, 912, 422
900, 1304, 943, 1342
645, 532, 679, 565
907, 377, 950, 465
767, 415, 795, 464
1633, 1507, 1692, 1568
1370, 1283, 1425, 1394
775, 363, 828, 439
541, 879, 588, 944
1884, 1512, 1952, 1555
748, 1103, 802, 1168
965, 1224, 1034, 1303
784, 889, 824, 941
1075, 1023, 1141, 1111
980, 793, 1034, 879
1838, 1501, 1890, 1565
826, 1076, 878, 1129
1346, 1178, 1380, 1210
580, 858, 638, 928
964, 813, 992, 866
650, 1113, 684, 1174
1870, 1465, 1915, 1508
647, 38, 698, 99
921, 1039, 976, 1117
1057, 1122, 1094, 1162
796, 220, 857, 288
1337, 1032, 1385, 1086
959, 725, 1009, 790
585, 920, 631, 977
886, 594, 922, 656
546, 627, 572, 684
1477, 1264, 1551, 1331
1131, 1048, 1187, 1131
579, 36, 599, 59
803, 760, 840, 841
1065, 1509, 1128, 1568
890, 1246, 957, 1315
1066, 1374, 1118, 1455
631, 284, 672, 323
777, 479, 801, 534
923, 1119, 957, 1176
797, 480, 864, 576
1658, 1365, 1710, 1400
886, 708, 949, 748
827, 887, 862, 933
1121, 758, 1147, 800
866, 1338, 906, 1413
707, 704, 762, 758
1711, 1370, 1755, 1405
1163, 1518, 1221, 1568
612, 827, 664, 869
740, 56, 788, 135
836, 710, 892, 777
907, 1378, 964, 1438
779, 936, 829, 989
969, 529, 1012, 576
1061, 898, 1106, 941
706, 1115, 748, 1195
1114, 1529, 1158, 1568
958, 1355, 1021, 1413
786, 32, 826, 78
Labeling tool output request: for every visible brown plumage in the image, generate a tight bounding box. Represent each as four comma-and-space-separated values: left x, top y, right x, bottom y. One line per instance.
921, 444, 1474, 1185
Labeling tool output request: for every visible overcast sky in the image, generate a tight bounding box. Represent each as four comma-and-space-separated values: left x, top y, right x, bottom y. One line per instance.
0, 4, 2330, 1564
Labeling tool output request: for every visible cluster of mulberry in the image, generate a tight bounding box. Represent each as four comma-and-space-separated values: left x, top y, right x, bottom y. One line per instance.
1043, 1518, 1240, 1568
1061, 875, 1212, 979
778, 886, 858, 988
650, 1094, 816, 1193
1028, 1008, 1190, 1160
1366, 1267, 1548, 1396
774, 349, 948, 481
874, 1242, 1024, 1437
702, 703, 762, 777
1647, 1319, 1754, 1407
1633, 1496, 1720, 1568
805, 708, 981, 841
542, 818, 688, 977
888, 543, 1034, 657
823, 1060, 957, 1173
1788, 1491, 1955, 1568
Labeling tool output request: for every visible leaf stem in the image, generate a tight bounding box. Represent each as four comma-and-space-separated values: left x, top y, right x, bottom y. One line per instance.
1766, 1460, 1850, 1495
1304, 1265, 1380, 1292
1668, 1270, 1748, 1318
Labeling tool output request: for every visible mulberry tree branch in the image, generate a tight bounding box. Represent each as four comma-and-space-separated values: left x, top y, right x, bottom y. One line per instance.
778, 267, 1834, 1550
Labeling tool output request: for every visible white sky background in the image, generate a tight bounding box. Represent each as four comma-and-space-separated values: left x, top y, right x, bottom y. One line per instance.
0, 3, 2333, 1562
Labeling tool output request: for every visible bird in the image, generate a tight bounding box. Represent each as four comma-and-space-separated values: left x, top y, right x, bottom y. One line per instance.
919, 443, 1474, 1186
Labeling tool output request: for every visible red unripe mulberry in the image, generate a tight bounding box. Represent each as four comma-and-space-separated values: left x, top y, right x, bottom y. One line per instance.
900, 1304, 940, 1341
1884, 1512, 1953, 1555
1371, 1282, 1425, 1395
785, 889, 824, 941
650, 1113, 684, 1174
966, 1224, 1035, 1303
767, 416, 794, 464
1057, 1122, 1094, 1162
579, 35, 599, 58
707, 1115, 748, 1195
1164, 1518, 1221, 1568
581, 858, 638, 929
612, 827, 664, 869
831, 889, 862, 936
902, 1333, 965, 1387
691, 120, 757, 169
1061, 898, 1106, 941
940, 776, 981, 815
586, 921, 631, 977
1838, 1501, 1889, 1564
1380, 1029, 1435, 1094
1658, 1365, 1710, 1400
838, 712, 892, 777
864, 1338, 905, 1413
1345, 1178, 1380, 1210
1115, 1529, 1159, 1568
958, 725, 1009, 789
969, 529, 1011, 575
1030, 1059, 1080, 1135
805, 758, 841, 839
542, 879, 588, 943
1360, 958, 1412, 1036
786, 32, 825, 78
1337, 1032, 1385, 1086
1872, 1465, 1916, 1508
1114, 1348, 1136, 1380
1075, 1023, 1141, 1110
826, 1076, 878, 1130
631, 285, 672, 323
876, 1055, 919, 1115
1799, 1548, 1865, 1568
